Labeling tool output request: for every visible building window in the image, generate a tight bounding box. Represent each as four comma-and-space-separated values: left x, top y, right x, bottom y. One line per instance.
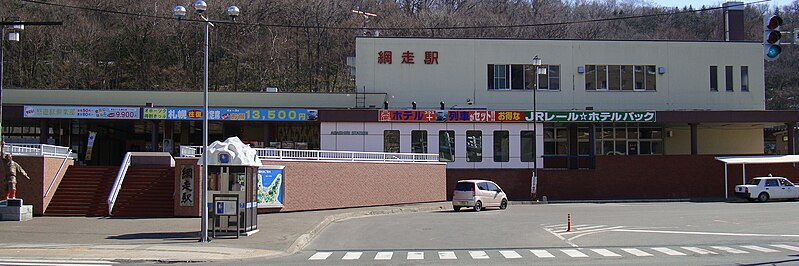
466, 130, 482, 162
741, 66, 749, 92
494, 131, 509, 162
411, 130, 427, 153
725, 66, 734, 91
521, 130, 535, 162
439, 130, 455, 162
586, 65, 655, 91
544, 127, 568, 155
577, 127, 591, 155
710, 66, 718, 91
384, 130, 400, 153
489, 64, 561, 91
595, 124, 663, 155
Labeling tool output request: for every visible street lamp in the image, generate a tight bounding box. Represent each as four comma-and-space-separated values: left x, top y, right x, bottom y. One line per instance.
531, 55, 546, 199
173, 0, 240, 243
0, 18, 23, 151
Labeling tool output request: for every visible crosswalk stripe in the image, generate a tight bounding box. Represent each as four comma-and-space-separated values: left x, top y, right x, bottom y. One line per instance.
499, 250, 522, 259
771, 244, 799, 252
652, 247, 686, 256
530, 249, 556, 258
308, 252, 332, 260
407, 251, 424, 260
438, 251, 457, 260
741, 245, 779, 253
469, 251, 490, 259
711, 246, 748, 254
622, 248, 654, 257
342, 252, 362, 260
681, 247, 717, 255
591, 249, 622, 257
374, 252, 393, 260
561, 249, 589, 258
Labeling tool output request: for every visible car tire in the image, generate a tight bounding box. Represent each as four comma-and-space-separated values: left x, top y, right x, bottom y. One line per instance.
474, 201, 482, 212
500, 199, 508, 210
758, 192, 770, 202
453, 206, 461, 212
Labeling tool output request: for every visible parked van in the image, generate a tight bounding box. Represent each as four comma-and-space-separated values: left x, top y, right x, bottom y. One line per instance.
452, 180, 508, 212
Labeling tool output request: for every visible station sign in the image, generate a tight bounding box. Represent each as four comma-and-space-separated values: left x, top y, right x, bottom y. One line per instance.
23, 105, 140, 119
379, 110, 656, 123
143, 107, 318, 121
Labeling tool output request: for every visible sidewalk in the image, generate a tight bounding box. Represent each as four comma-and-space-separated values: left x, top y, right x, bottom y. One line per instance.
0, 202, 449, 263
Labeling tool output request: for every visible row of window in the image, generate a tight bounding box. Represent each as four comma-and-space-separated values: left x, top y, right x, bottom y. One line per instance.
384, 125, 664, 162
585, 65, 657, 91
710, 66, 749, 92
487, 64, 561, 91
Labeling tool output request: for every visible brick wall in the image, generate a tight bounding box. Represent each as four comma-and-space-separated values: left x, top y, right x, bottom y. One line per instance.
13, 156, 74, 215
447, 155, 799, 201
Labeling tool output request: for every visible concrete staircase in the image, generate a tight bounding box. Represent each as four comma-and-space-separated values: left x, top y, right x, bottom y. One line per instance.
45, 166, 116, 216
111, 166, 175, 217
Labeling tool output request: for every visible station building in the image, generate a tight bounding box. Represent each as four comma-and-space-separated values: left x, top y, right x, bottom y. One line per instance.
5, 37, 799, 204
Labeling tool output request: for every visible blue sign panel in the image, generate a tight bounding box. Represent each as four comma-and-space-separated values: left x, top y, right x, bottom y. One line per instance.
257, 168, 284, 208
143, 107, 318, 121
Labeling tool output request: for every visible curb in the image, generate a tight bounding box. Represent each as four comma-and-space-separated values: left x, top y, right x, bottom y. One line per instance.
286, 203, 448, 254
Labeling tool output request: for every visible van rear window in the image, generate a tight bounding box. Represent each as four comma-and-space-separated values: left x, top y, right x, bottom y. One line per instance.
455, 182, 474, 191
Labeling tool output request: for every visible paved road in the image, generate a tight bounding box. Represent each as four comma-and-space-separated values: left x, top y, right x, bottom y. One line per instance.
249, 201, 799, 265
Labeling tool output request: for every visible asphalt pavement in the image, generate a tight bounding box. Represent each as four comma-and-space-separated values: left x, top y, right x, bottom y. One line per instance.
0, 202, 450, 264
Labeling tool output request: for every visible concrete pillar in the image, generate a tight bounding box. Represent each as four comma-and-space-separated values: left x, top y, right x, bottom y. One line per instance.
150, 121, 159, 152
39, 120, 49, 144
788, 122, 796, 155
690, 123, 698, 155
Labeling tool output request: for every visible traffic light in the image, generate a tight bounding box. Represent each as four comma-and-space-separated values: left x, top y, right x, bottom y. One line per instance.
764, 15, 783, 61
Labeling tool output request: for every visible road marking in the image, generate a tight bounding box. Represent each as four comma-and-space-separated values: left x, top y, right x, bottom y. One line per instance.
561, 249, 589, 258
613, 229, 799, 237
681, 247, 717, 255
530, 249, 556, 258
308, 252, 332, 260
0, 261, 114, 266
438, 251, 457, 260
341, 252, 362, 260
652, 247, 686, 256
711, 246, 748, 254
741, 245, 779, 253
591, 249, 622, 257
772, 244, 799, 251
407, 251, 424, 260
469, 251, 489, 259
621, 248, 653, 257
499, 250, 522, 259
564, 226, 627, 236
374, 252, 393, 260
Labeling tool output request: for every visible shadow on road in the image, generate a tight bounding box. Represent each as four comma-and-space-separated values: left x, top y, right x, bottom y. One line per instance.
107, 231, 198, 241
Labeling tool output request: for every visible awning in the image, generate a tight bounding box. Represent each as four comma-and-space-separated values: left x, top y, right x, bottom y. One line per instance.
714, 155, 799, 199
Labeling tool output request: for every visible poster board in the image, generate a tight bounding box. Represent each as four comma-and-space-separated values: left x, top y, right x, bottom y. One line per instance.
257, 166, 285, 208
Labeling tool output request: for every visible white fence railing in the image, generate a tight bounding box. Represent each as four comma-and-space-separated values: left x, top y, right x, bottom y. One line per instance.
179, 145, 441, 163
107, 152, 133, 216
4, 144, 72, 158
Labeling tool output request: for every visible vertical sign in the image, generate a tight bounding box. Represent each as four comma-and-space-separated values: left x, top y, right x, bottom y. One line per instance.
257, 167, 284, 208
180, 165, 194, 207
85, 131, 97, 161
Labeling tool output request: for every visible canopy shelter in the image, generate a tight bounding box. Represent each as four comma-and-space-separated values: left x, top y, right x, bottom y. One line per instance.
715, 155, 799, 198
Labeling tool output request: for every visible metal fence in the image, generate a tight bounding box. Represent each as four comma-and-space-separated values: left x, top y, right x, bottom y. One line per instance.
179, 145, 440, 163
4, 143, 72, 158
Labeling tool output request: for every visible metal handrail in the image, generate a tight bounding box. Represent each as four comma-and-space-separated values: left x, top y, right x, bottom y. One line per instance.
44, 148, 73, 199
178, 145, 440, 163
3, 143, 71, 157
107, 152, 133, 215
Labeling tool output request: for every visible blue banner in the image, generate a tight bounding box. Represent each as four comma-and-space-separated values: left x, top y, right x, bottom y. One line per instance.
257, 168, 284, 208
143, 107, 318, 121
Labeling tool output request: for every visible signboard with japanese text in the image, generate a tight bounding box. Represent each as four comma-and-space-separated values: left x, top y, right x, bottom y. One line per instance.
377, 50, 439, 65
179, 165, 194, 207
378, 110, 656, 123
23, 105, 140, 119
143, 107, 318, 121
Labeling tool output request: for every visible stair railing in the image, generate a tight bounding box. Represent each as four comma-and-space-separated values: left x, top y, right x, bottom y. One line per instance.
107, 152, 133, 216
44, 148, 73, 199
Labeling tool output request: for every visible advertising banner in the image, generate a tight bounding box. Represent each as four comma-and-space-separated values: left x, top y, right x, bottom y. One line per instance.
85, 131, 97, 161
257, 167, 284, 208
24, 106, 140, 119
378, 110, 656, 123
143, 107, 318, 121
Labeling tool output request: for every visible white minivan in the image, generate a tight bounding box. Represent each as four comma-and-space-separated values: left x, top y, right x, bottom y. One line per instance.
452, 180, 508, 212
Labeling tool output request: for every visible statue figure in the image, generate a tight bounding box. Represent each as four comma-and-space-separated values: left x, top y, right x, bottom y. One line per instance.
2, 154, 30, 200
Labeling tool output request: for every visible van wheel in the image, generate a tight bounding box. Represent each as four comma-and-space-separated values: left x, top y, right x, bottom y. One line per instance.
500, 199, 508, 210
453, 206, 461, 212
474, 201, 482, 212
758, 192, 770, 202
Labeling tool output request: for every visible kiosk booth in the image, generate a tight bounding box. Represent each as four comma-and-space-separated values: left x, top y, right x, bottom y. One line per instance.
202, 137, 260, 237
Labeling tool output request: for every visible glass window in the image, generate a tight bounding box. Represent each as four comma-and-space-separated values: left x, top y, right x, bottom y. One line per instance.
537, 66, 549, 90
384, 130, 400, 153
521, 130, 535, 162
511, 64, 525, 90
710, 66, 718, 91
492, 65, 509, 90
634, 65, 645, 90
577, 127, 591, 155
525, 65, 536, 90
487, 64, 494, 90
494, 131, 510, 162
725, 66, 734, 91
455, 182, 474, 191
466, 130, 482, 162
608, 65, 621, 90
478, 182, 490, 191
621, 65, 633, 91
545, 127, 568, 155
585, 65, 596, 90
646, 65, 656, 91
411, 130, 427, 153
439, 130, 455, 162
486, 182, 498, 191
597, 65, 608, 90
741, 66, 749, 92
766, 179, 779, 187
548, 65, 560, 90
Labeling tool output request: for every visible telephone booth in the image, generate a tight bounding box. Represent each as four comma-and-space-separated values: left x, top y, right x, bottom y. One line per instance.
201, 137, 261, 237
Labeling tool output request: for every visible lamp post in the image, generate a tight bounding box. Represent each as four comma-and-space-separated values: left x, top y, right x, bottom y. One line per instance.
173, 0, 240, 243
531, 55, 546, 199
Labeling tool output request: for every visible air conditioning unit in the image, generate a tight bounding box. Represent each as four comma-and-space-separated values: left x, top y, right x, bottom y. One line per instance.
264, 87, 278, 93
